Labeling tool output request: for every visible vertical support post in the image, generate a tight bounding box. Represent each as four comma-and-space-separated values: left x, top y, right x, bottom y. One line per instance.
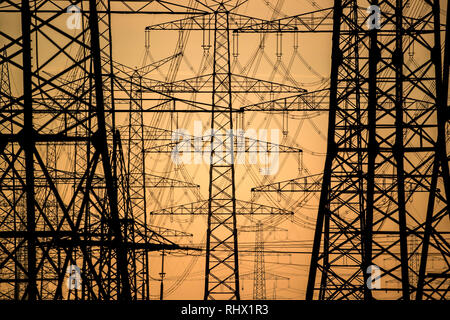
364, 0, 379, 301
21, 0, 37, 301
393, 0, 410, 301
88, 0, 130, 301
306, 0, 342, 300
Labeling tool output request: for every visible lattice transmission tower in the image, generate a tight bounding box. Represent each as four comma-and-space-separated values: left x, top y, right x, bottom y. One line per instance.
1, 0, 447, 302
144, 0, 307, 300
249, 0, 450, 300
0, 0, 200, 301
305, 0, 449, 300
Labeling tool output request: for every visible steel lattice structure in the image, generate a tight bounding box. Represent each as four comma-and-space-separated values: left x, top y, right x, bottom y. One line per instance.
239, 223, 288, 300
0, 0, 200, 301
144, 1, 304, 300
0, 0, 131, 300
250, 0, 450, 300
0, 0, 448, 301
305, 0, 449, 300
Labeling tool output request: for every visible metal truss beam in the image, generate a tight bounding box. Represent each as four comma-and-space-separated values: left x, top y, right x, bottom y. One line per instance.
149, 200, 293, 216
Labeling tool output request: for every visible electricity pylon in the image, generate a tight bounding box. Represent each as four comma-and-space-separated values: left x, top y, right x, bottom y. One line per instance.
239, 0, 450, 300
305, 0, 449, 300
239, 222, 288, 300
145, 0, 305, 300
1, 0, 447, 302
0, 0, 202, 301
